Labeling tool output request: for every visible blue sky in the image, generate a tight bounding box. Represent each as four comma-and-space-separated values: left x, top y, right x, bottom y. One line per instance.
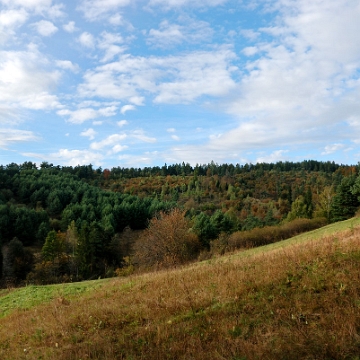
1, 0, 360, 168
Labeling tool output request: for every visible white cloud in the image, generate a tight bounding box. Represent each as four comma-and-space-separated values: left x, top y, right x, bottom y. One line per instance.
240, 29, 260, 41
111, 144, 128, 153
46, 4, 65, 19
147, 0, 227, 10
131, 129, 157, 143
242, 46, 258, 56
98, 31, 125, 62
0, 128, 38, 148
0, 0, 53, 12
63, 21, 77, 33
321, 143, 345, 155
171, 134, 180, 141
77, 0, 131, 21
195, 0, 360, 162
121, 104, 135, 114
80, 128, 97, 140
50, 149, 104, 166
0, 9, 27, 28
117, 151, 159, 166
32, 20, 58, 36
108, 13, 124, 26
129, 96, 144, 106
117, 120, 128, 127
167, 128, 176, 133
90, 133, 127, 150
58, 105, 118, 124
154, 48, 237, 103
256, 150, 289, 163
56, 60, 80, 73
0, 47, 61, 111
78, 47, 237, 104
147, 18, 213, 48
78, 32, 95, 49
19, 92, 60, 110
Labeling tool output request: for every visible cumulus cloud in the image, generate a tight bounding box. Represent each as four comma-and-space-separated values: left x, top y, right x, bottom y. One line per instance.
98, 31, 125, 62
256, 150, 289, 163
147, 0, 227, 10
195, 0, 360, 162
111, 144, 128, 153
50, 149, 104, 166
55, 60, 80, 73
321, 144, 345, 155
77, 0, 131, 21
78, 46, 237, 104
131, 129, 157, 143
147, 18, 213, 48
80, 128, 97, 140
240, 29, 260, 41
58, 105, 118, 124
0, 47, 61, 111
78, 32, 95, 48
120, 105, 135, 114
0, 9, 28, 44
0, 0, 53, 12
32, 20, 58, 37
90, 133, 127, 150
117, 120, 128, 127
0, 128, 39, 148
108, 13, 124, 26
63, 21, 77, 33
0, 9, 27, 28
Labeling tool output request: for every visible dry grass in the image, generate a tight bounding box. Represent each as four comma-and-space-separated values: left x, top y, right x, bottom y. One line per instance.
2, 222, 360, 359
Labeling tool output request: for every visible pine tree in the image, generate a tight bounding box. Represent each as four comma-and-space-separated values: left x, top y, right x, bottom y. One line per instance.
331, 175, 359, 222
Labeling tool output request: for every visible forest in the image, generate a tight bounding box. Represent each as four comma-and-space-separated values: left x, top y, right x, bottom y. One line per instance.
1, 160, 360, 287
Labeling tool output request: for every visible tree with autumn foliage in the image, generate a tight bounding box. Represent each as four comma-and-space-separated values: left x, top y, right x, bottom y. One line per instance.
133, 209, 200, 269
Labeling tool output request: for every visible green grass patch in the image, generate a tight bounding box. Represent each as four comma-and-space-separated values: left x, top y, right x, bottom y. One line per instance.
0, 279, 111, 318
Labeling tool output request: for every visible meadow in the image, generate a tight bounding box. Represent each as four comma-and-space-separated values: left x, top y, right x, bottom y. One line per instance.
1, 217, 360, 359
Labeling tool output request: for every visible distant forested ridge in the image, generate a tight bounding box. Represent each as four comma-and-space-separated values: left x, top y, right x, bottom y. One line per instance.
0, 160, 359, 286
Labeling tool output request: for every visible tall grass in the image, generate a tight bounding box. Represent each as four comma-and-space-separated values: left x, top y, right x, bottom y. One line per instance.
1, 220, 360, 359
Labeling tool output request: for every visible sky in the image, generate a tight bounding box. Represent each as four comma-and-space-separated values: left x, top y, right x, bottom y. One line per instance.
1, 0, 360, 169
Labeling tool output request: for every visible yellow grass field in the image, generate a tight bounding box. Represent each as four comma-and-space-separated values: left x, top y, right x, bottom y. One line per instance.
2, 217, 360, 359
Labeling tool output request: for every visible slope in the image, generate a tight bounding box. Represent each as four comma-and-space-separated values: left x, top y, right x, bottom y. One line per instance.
1, 218, 360, 359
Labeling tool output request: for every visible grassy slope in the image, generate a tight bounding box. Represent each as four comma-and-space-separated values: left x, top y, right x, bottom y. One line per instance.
1, 218, 360, 359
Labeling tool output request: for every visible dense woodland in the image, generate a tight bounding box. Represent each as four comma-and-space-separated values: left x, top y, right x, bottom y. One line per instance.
1, 160, 360, 287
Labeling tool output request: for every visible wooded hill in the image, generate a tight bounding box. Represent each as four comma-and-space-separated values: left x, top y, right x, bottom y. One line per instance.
0, 160, 360, 286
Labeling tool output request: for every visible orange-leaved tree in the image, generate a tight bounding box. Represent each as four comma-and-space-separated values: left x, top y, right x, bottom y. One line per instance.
133, 208, 200, 269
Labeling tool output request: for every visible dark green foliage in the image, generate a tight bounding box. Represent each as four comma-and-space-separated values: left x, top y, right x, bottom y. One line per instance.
76, 222, 106, 279
241, 213, 263, 231
331, 175, 360, 222
7, 237, 34, 281
210, 210, 235, 234
0, 238, 2, 280
304, 186, 314, 218
42, 230, 65, 262
193, 213, 217, 248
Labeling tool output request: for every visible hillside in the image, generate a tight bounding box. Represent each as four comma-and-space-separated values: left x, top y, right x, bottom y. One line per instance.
1, 218, 360, 359
2, 160, 360, 286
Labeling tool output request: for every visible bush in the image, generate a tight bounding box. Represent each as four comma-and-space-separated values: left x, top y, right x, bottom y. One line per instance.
133, 209, 200, 269
228, 217, 327, 250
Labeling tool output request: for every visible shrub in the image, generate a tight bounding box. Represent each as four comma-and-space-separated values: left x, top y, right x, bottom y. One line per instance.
228, 217, 327, 250
133, 209, 200, 269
